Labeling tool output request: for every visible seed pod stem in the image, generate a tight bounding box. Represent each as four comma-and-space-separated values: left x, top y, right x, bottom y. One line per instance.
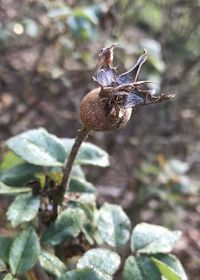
61, 126, 91, 192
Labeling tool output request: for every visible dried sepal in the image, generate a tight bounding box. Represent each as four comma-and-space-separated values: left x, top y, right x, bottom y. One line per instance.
119, 82, 175, 108
94, 46, 148, 88
93, 67, 116, 87
93, 45, 174, 111
99, 82, 175, 111
125, 89, 175, 108
97, 43, 119, 68
93, 44, 118, 87
116, 49, 148, 85
80, 44, 175, 132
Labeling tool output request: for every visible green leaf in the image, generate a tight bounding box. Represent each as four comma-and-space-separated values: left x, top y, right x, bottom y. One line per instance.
48, 6, 72, 19
9, 227, 40, 274
151, 254, 188, 280
61, 268, 112, 280
6, 129, 109, 168
0, 163, 42, 186
137, 256, 162, 279
68, 200, 95, 223
6, 128, 66, 167
69, 193, 96, 208
123, 256, 144, 280
42, 208, 85, 245
131, 223, 182, 254
7, 193, 40, 227
97, 203, 131, 247
71, 165, 85, 179
151, 258, 181, 280
123, 256, 162, 280
62, 139, 109, 167
69, 177, 96, 193
24, 19, 39, 38
0, 258, 6, 272
0, 151, 23, 170
39, 250, 66, 278
74, 8, 99, 25
81, 225, 95, 245
77, 248, 120, 276
167, 159, 189, 175
2, 273, 18, 280
0, 181, 31, 195
137, 2, 162, 32
0, 236, 13, 263
67, 14, 96, 41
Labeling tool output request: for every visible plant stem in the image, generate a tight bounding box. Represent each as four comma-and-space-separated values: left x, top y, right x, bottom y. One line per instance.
27, 261, 49, 280
61, 126, 91, 192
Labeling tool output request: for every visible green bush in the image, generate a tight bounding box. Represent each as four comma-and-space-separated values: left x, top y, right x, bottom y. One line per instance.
0, 128, 187, 279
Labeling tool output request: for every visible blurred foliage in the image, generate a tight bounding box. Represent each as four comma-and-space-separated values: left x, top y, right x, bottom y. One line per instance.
138, 156, 198, 200
0, 0, 199, 89
134, 156, 199, 226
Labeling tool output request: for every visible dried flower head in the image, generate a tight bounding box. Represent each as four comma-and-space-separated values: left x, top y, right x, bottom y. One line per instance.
80, 44, 174, 131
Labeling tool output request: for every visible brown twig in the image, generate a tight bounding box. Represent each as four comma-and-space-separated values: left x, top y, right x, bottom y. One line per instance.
61, 126, 91, 193
27, 261, 49, 280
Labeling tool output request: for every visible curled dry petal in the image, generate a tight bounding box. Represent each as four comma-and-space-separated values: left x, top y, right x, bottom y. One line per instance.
124, 90, 175, 108
93, 43, 119, 87
99, 83, 175, 113
94, 67, 116, 87
97, 43, 119, 69
116, 49, 148, 85
94, 47, 148, 88
93, 44, 174, 110
80, 44, 175, 132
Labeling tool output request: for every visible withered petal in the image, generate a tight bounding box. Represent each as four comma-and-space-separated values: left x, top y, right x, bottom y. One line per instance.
97, 43, 119, 68
124, 91, 147, 108
95, 67, 116, 87
116, 49, 148, 85
124, 90, 175, 108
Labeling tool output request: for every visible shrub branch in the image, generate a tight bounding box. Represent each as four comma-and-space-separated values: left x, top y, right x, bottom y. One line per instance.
61, 126, 90, 192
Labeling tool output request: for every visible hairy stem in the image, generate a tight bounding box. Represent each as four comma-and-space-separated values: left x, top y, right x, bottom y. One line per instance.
61, 126, 91, 192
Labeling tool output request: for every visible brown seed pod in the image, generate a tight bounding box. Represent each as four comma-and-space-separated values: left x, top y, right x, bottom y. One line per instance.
80, 87, 132, 131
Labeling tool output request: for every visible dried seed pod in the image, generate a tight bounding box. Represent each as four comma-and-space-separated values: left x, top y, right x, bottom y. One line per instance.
80, 87, 132, 131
